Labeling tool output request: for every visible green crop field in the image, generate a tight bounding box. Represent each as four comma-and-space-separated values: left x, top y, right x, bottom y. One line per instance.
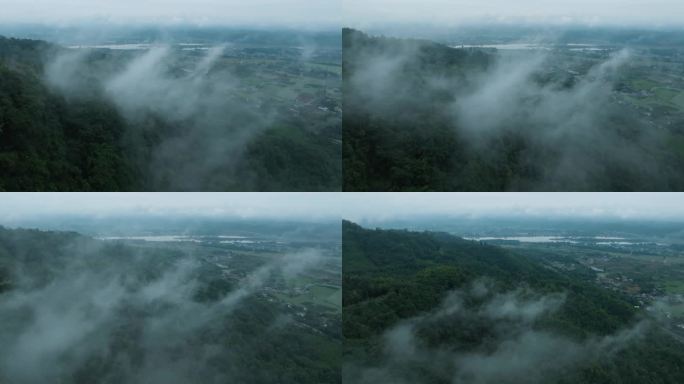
276, 285, 341, 312
664, 280, 684, 294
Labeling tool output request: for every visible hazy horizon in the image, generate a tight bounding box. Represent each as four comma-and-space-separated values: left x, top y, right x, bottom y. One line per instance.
2, 193, 684, 226
344, 0, 684, 30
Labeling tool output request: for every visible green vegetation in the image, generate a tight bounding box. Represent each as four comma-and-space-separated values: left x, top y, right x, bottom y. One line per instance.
343, 221, 684, 383
276, 284, 341, 312
0, 39, 136, 191
0, 226, 341, 384
503, 239, 684, 300
276, 273, 342, 312
343, 28, 684, 191
0, 34, 341, 191
245, 125, 341, 191
664, 280, 684, 294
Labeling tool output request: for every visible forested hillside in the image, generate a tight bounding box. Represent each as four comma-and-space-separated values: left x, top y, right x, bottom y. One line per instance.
343, 28, 494, 191
0, 37, 135, 190
0, 226, 341, 384
343, 221, 684, 383
343, 28, 684, 191
0, 36, 341, 191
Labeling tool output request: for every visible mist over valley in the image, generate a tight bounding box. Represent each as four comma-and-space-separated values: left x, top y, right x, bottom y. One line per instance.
0, 195, 342, 383
343, 217, 684, 383
343, 25, 684, 191
0, 26, 341, 191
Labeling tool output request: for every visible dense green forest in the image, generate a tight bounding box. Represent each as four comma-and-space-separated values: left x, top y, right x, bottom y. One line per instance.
0, 35, 341, 191
342, 28, 493, 191
343, 28, 684, 191
343, 221, 684, 383
0, 38, 134, 190
0, 226, 341, 384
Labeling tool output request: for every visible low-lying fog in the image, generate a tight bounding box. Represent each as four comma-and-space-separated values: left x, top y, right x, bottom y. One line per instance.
0, 227, 337, 383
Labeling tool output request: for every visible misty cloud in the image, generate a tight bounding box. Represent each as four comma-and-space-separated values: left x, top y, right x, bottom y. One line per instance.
0, 239, 325, 384
480, 288, 565, 323
347, 280, 648, 384
447, 48, 668, 189
103, 45, 233, 119
349, 48, 416, 103
44, 44, 275, 190
452, 323, 648, 384
44, 48, 90, 93
345, 28, 678, 190
453, 49, 630, 138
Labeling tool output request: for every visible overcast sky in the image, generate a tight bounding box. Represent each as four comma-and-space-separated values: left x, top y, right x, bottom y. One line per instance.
344, 0, 684, 28
0, 193, 683, 224
1, 1, 680, 30
0, 0, 340, 27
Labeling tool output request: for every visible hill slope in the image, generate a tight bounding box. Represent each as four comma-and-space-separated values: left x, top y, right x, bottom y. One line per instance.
343, 221, 684, 384
0, 226, 341, 384
0, 36, 341, 191
342, 29, 684, 191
